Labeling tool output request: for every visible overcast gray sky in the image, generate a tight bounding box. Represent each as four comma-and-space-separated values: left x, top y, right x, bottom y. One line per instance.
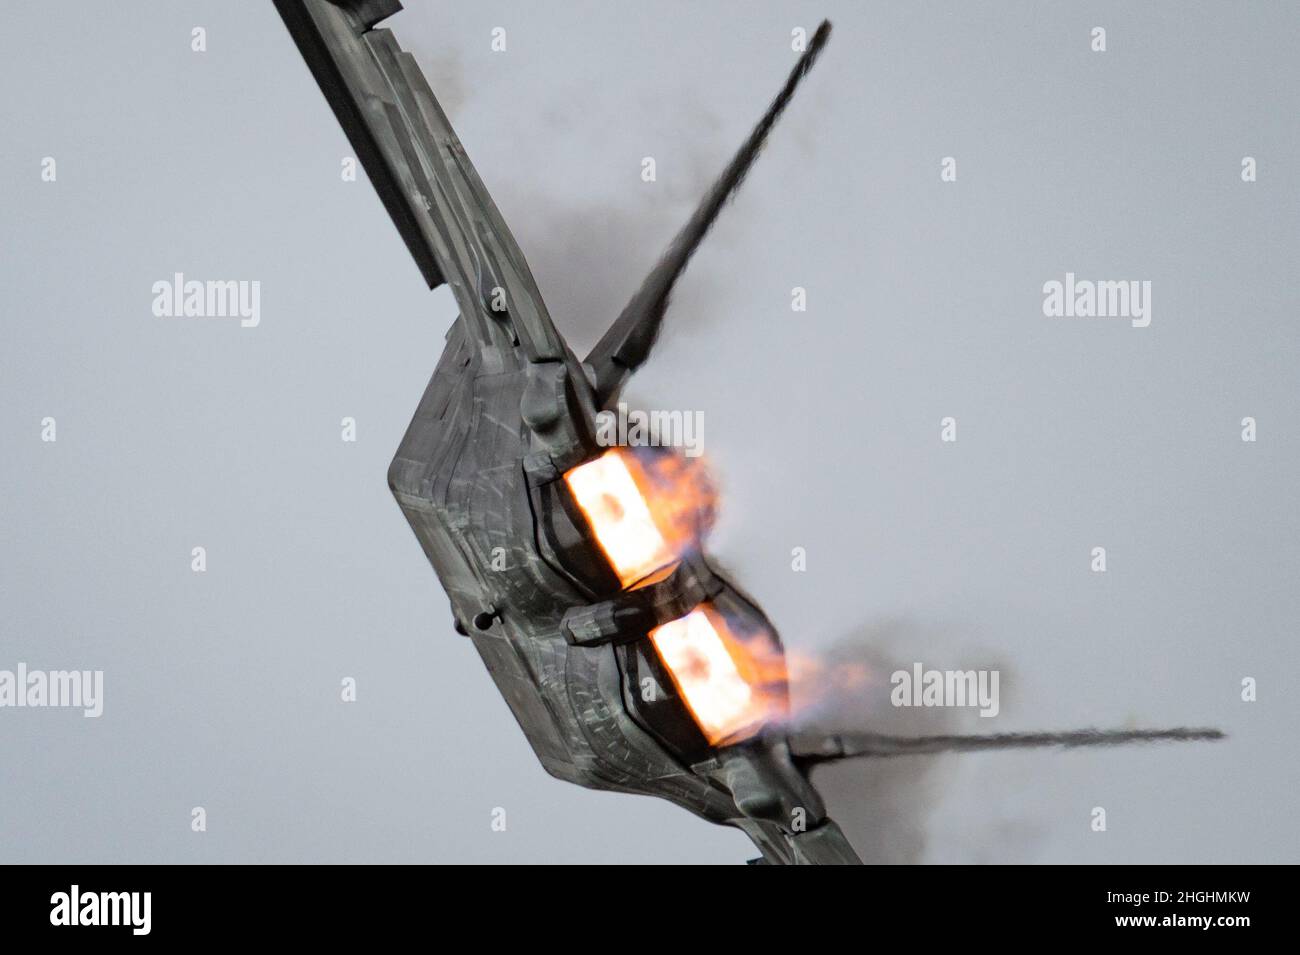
2, 1, 1297, 863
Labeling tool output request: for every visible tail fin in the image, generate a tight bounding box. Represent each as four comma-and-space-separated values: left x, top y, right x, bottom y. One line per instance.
584, 21, 833, 407
789, 727, 1225, 764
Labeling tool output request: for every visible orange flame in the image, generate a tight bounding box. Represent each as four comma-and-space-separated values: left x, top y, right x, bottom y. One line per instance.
566, 448, 792, 744
650, 603, 788, 744
564, 449, 715, 587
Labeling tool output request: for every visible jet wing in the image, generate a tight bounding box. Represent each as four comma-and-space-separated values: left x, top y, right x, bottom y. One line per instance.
274, 0, 566, 361
788, 726, 1225, 762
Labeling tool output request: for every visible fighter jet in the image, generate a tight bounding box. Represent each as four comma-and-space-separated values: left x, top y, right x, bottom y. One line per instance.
274, 0, 1222, 864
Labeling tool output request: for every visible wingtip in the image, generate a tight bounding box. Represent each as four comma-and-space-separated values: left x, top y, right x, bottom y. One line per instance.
802, 21, 833, 66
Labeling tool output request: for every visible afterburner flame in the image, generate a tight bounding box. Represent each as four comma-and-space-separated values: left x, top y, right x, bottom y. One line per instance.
650, 604, 788, 744
565, 448, 784, 744
564, 449, 714, 587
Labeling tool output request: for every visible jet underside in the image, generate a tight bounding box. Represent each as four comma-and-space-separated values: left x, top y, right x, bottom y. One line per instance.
275, 0, 1222, 865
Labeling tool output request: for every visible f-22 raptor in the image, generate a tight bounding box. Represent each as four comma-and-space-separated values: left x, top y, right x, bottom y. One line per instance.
274, 0, 1221, 864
